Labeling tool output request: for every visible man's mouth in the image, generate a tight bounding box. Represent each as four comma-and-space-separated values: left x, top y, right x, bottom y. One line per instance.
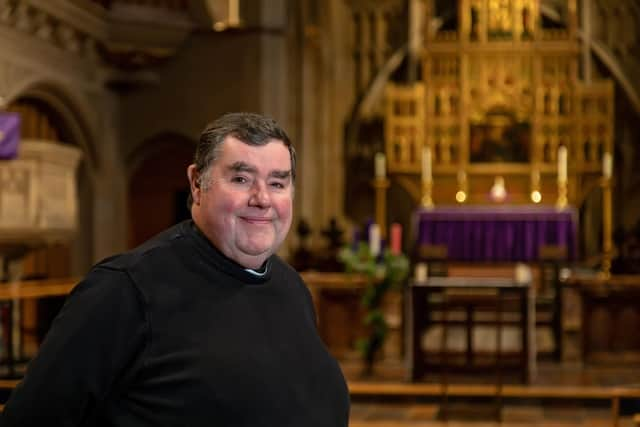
241, 216, 273, 225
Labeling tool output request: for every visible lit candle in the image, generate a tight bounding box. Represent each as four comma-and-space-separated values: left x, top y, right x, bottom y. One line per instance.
390, 223, 402, 255
369, 223, 381, 257
374, 152, 386, 179
603, 152, 613, 179
422, 146, 432, 183
557, 145, 567, 182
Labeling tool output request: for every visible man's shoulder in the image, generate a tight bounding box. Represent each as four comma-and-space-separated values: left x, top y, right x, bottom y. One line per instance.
270, 255, 298, 276
95, 222, 193, 274
269, 256, 307, 289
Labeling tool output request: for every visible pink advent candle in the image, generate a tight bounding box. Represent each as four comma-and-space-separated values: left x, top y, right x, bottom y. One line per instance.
390, 223, 402, 255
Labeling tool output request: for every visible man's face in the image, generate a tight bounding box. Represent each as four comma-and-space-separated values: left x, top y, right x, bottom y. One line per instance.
188, 136, 293, 269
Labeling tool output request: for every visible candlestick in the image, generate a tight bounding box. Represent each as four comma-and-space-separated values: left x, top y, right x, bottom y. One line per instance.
228, 0, 240, 26
600, 174, 613, 278
557, 145, 567, 183
602, 152, 612, 179
457, 170, 466, 184
556, 179, 568, 209
372, 178, 390, 237
422, 146, 432, 183
531, 169, 542, 203
531, 169, 540, 186
374, 152, 386, 179
456, 169, 468, 203
421, 179, 434, 209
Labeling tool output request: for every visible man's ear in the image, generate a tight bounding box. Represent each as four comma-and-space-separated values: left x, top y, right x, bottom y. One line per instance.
187, 164, 201, 205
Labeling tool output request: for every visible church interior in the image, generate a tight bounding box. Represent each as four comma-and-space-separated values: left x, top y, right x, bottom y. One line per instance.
1, 0, 640, 425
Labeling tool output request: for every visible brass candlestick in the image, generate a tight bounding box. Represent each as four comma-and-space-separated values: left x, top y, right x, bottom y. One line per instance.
556, 178, 568, 209
421, 179, 434, 209
530, 169, 542, 203
372, 178, 390, 238
456, 172, 468, 204
600, 176, 613, 279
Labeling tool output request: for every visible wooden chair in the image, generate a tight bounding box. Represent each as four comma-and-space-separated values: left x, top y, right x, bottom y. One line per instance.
537, 245, 567, 361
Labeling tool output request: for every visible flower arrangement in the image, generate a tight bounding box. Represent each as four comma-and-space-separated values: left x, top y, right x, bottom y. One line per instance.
338, 240, 409, 375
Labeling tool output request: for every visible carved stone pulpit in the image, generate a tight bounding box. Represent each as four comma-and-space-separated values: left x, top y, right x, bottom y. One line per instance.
0, 139, 82, 278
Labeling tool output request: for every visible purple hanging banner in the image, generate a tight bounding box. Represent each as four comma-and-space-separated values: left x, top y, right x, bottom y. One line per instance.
0, 112, 20, 160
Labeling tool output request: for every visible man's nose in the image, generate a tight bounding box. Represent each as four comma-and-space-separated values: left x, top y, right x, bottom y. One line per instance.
249, 181, 271, 207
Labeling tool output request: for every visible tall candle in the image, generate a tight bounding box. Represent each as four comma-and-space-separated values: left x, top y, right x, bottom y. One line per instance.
603, 152, 613, 179
422, 146, 432, 183
369, 223, 381, 257
557, 145, 567, 182
390, 223, 402, 255
374, 152, 386, 179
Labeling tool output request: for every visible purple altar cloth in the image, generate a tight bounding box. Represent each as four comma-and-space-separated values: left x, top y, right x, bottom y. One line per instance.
0, 112, 20, 160
415, 205, 578, 262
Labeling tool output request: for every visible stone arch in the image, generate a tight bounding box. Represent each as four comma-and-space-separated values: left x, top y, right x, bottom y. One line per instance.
10, 81, 99, 174
7, 80, 99, 276
126, 131, 196, 247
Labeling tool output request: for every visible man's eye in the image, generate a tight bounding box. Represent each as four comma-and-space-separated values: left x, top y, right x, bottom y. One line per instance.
270, 181, 285, 189
231, 176, 248, 184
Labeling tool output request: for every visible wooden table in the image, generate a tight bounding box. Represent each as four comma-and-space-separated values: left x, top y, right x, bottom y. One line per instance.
0, 277, 77, 377
410, 277, 533, 384
563, 274, 640, 362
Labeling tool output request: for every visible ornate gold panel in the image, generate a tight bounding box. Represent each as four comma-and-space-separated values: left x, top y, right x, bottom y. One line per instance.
385, 0, 612, 207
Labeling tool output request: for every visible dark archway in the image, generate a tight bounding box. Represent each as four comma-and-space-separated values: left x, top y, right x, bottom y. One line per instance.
127, 132, 196, 248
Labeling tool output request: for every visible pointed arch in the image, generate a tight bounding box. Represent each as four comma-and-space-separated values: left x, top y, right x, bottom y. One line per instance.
126, 131, 196, 247
12, 82, 99, 174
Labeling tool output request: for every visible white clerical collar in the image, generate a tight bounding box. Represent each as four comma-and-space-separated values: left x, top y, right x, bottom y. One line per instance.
245, 263, 269, 277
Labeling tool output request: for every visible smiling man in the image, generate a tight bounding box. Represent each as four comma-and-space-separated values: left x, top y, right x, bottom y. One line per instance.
0, 113, 350, 427
187, 133, 294, 270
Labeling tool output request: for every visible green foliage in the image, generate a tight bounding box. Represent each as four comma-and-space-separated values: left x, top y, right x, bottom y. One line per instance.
338, 242, 409, 374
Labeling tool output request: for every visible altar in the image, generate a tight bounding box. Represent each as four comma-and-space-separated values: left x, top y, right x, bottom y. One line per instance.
414, 206, 578, 262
